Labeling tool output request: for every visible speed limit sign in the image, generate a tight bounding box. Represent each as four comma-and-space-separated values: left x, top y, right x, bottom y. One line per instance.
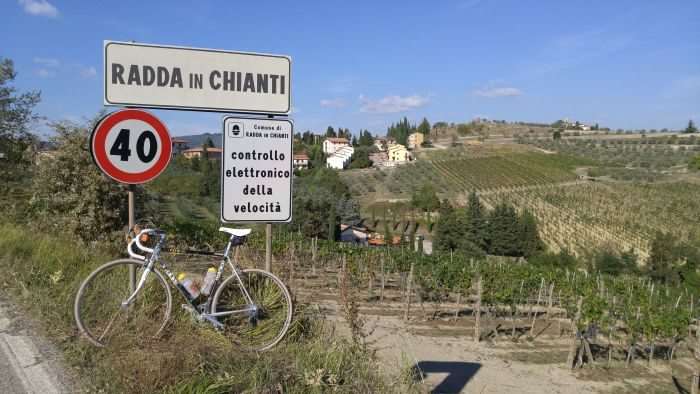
90, 109, 172, 184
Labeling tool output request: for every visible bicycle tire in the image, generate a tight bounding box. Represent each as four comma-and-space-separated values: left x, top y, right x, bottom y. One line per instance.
74, 259, 172, 347
211, 269, 293, 352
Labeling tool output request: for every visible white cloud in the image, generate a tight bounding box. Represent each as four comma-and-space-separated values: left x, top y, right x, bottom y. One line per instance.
319, 98, 347, 109
359, 94, 430, 113
473, 87, 523, 98
33, 57, 60, 67
80, 66, 97, 78
36, 68, 54, 78
18, 0, 59, 18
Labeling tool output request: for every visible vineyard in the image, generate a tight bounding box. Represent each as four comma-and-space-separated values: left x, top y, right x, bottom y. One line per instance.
234, 232, 700, 379
340, 150, 589, 202
524, 136, 700, 172
481, 181, 700, 261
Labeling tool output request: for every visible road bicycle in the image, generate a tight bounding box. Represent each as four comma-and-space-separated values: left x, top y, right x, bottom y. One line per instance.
73, 227, 293, 351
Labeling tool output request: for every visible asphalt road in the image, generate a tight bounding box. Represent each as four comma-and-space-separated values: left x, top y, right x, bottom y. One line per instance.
0, 299, 70, 393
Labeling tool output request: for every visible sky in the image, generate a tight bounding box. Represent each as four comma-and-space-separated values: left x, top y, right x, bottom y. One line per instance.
2, 0, 699, 137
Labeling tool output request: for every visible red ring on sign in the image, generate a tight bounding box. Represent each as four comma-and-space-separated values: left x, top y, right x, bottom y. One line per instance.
91, 109, 172, 184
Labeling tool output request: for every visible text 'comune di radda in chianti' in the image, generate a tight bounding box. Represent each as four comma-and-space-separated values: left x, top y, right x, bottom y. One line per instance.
224, 148, 291, 214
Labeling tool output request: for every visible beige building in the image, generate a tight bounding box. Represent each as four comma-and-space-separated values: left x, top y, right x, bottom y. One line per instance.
182, 146, 223, 160
322, 137, 350, 155
388, 144, 410, 162
407, 132, 424, 149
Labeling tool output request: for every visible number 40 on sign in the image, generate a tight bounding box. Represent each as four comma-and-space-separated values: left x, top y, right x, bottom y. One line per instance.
90, 109, 172, 184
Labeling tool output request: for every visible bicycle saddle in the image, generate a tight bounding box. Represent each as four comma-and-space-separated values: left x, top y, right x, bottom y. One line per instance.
219, 227, 252, 237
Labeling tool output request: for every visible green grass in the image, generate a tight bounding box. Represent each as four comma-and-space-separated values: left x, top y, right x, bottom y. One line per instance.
0, 223, 400, 393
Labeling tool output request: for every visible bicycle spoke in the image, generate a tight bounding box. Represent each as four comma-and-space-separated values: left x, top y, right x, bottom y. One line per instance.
75, 260, 171, 347
97, 307, 125, 342
212, 269, 291, 351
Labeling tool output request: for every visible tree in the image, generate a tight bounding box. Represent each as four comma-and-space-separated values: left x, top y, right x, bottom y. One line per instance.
456, 123, 471, 136
0, 58, 40, 181
291, 168, 352, 238
325, 126, 337, 137
518, 209, 544, 258
382, 216, 392, 247
203, 137, 215, 148
553, 130, 562, 140
647, 232, 681, 284
595, 248, 636, 276
417, 118, 430, 135
387, 117, 414, 145
327, 204, 340, 241
411, 183, 440, 213
434, 201, 462, 252
464, 191, 488, 250
684, 120, 697, 134
357, 130, 374, 147
689, 155, 700, 171
486, 202, 521, 256
348, 147, 372, 169
30, 115, 153, 242
336, 197, 361, 226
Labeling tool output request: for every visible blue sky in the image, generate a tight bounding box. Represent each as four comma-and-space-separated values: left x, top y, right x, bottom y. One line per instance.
2, 0, 699, 137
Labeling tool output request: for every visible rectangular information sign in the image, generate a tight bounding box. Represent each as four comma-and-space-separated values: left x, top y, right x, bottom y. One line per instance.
221, 116, 293, 223
104, 41, 291, 114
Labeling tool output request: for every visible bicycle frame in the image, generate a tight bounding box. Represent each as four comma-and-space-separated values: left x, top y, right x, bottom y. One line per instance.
125, 229, 257, 328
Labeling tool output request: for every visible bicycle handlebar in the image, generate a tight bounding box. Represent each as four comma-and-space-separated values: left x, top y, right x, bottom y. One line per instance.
128, 228, 165, 261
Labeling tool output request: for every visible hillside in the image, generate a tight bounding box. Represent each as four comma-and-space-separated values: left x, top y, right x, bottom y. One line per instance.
340, 140, 700, 262
175, 132, 222, 148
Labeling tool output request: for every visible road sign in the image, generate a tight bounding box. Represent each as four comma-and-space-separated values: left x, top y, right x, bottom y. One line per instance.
221, 116, 293, 223
104, 41, 291, 114
90, 109, 172, 184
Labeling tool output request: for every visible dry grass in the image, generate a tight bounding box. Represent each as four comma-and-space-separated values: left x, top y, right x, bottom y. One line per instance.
0, 223, 404, 393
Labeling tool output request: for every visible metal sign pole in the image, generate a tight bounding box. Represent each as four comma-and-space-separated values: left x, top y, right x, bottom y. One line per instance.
265, 223, 272, 272
128, 186, 136, 292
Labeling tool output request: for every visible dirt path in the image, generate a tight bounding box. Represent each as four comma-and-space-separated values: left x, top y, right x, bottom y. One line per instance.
316, 298, 615, 393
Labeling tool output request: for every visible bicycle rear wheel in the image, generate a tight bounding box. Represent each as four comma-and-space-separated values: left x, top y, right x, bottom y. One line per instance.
74, 259, 172, 347
211, 269, 292, 351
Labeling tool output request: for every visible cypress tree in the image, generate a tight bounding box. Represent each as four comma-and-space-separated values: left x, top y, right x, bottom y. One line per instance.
518, 209, 544, 257
487, 202, 521, 256
465, 191, 488, 250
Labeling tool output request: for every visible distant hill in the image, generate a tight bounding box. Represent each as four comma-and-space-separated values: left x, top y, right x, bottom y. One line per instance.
174, 133, 222, 148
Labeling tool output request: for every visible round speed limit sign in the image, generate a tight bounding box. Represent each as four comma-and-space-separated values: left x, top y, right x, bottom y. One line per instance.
90, 109, 172, 184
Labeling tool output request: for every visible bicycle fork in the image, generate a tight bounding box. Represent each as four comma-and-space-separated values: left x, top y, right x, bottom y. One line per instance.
121, 264, 152, 308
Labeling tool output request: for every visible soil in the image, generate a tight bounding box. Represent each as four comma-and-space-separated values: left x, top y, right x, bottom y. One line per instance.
290, 267, 700, 393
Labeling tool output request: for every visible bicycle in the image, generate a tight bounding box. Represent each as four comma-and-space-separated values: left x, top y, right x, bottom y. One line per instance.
73, 226, 293, 352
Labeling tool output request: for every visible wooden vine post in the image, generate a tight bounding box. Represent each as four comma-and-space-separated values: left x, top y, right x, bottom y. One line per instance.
529, 278, 545, 337
566, 297, 583, 369
311, 236, 317, 276
380, 256, 385, 303
404, 261, 414, 321
546, 283, 555, 317
474, 275, 482, 344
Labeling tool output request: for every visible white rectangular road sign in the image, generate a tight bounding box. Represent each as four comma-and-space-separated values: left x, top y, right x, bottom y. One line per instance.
104, 41, 291, 114
221, 117, 293, 223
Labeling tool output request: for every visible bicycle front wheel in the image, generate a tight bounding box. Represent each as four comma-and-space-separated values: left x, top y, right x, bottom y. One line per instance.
211, 269, 293, 351
74, 259, 172, 347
